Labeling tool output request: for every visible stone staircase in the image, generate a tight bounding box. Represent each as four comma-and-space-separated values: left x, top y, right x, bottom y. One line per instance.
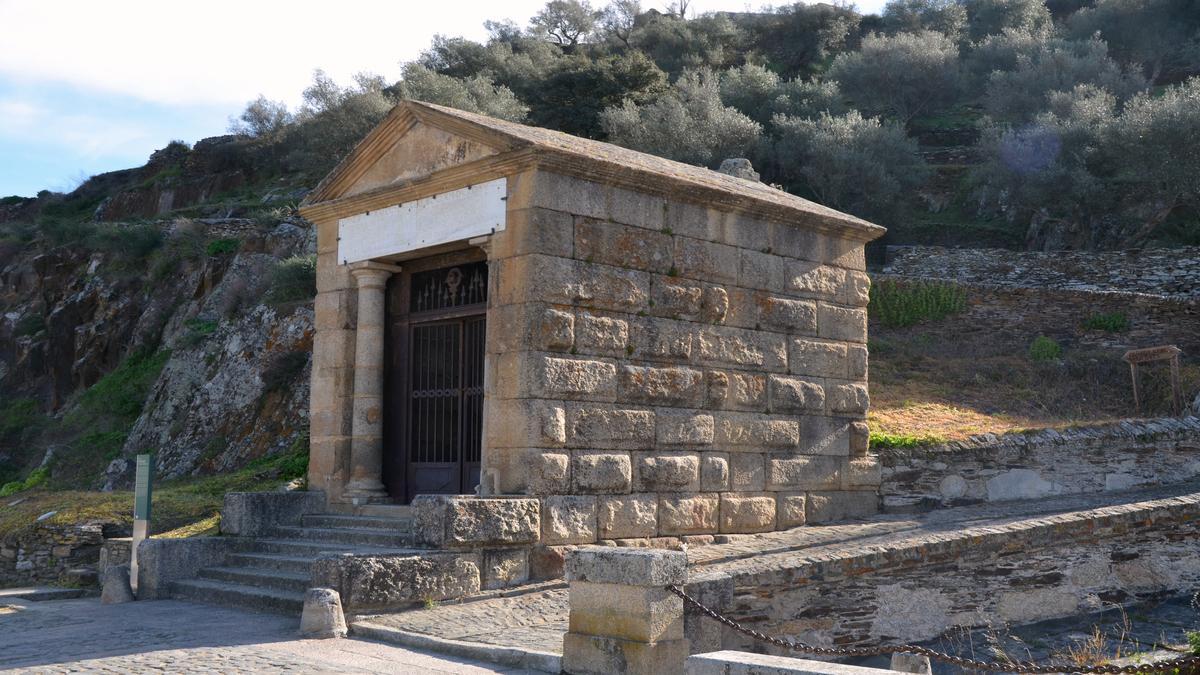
170, 510, 415, 614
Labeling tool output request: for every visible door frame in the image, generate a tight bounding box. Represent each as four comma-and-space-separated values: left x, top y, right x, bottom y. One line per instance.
383, 248, 488, 503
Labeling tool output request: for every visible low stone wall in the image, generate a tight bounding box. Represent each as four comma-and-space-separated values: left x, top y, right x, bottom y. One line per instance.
880, 417, 1200, 511
312, 551, 483, 613
683, 492, 1200, 651
0, 522, 109, 588
220, 490, 326, 537
688, 652, 906, 675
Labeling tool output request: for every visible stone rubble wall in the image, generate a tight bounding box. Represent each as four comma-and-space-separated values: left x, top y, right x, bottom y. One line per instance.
684, 492, 1200, 651
882, 245, 1200, 300
483, 169, 879, 546
0, 523, 107, 588
880, 417, 1200, 511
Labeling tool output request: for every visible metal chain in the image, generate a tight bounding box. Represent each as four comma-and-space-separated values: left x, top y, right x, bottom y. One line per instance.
668, 584, 1200, 674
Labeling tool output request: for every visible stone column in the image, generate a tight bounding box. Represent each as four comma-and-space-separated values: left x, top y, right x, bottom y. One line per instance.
344, 261, 401, 504
562, 547, 689, 675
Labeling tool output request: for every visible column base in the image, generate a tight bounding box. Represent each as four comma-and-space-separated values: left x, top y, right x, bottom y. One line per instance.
342, 483, 391, 506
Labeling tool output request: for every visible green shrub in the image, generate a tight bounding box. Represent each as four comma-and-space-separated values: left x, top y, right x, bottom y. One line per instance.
0, 467, 49, 497
181, 318, 219, 347
1082, 312, 1129, 332
869, 431, 947, 449
1188, 631, 1200, 655
0, 195, 29, 206
1029, 335, 1062, 362
0, 398, 42, 441
205, 238, 240, 256
74, 350, 170, 426
869, 279, 967, 328
92, 224, 165, 260
77, 431, 128, 462
265, 255, 317, 305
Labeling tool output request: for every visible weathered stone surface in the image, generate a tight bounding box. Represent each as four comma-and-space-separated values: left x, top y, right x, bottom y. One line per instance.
843, 457, 882, 488
621, 365, 705, 406
539, 356, 617, 400
658, 494, 719, 535
542, 495, 599, 545
891, 653, 932, 674
706, 370, 766, 411
568, 405, 655, 448
689, 651, 905, 675
565, 546, 687, 586
100, 564, 135, 604
569, 582, 684, 642
675, 237, 739, 285
729, 453, 765, 491
829, 383, 869, 415
572, 452, 633, 494
508, 254, 649, 312
848, 345, 868, 380
529, 545, 572, 581
715, 413, 799, 448
701, 455, 730, 491
789, 339, 847, 378
766, 456, 842, 491
631, 318, 695, 361
805, 490, 877, 523
299, 588, 348, 639
719, 494, 777, 533
800, 416, 852, 456
312, 552, 481, 611
576, 218, 672, 273
769, 376, 825, 413
657, 410, 715, 445
849, 422, 870, 455
758, 296, 817, 334
137, 537, 245, 600
576, 313, 630, 354
221, 491, 326, 537
697, 326, 788, 371
487, 399, 567, 449
598, 494, 658, 539
817, 303, 867, 343
413, 496, 540, 548
536, 307, 575, 350
776, 493, 807, 528
482, 548, 529, 590
562, 633, 688, 675
526, 451, 570, 495
635, 453, 701, 492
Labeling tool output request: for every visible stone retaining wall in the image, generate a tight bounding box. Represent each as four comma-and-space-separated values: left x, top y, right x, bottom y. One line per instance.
0, 522, 109, 588
880, 417, 1200, 511
684, 492, 1200, 651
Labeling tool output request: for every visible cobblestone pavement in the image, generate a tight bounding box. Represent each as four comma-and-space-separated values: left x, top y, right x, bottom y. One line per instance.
357, 479, 1200, 657
0, 596, 538, 674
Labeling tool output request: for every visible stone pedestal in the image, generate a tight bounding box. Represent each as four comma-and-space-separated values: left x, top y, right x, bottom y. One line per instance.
344, 261, 400, 504
562, 547, 689, 675
299, 587, 348, 638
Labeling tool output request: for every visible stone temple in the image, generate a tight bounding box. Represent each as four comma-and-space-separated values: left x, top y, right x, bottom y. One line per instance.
297, 100, 885, 547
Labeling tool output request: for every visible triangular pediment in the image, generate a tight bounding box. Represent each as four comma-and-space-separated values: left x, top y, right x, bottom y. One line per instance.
305, 104, 512, 205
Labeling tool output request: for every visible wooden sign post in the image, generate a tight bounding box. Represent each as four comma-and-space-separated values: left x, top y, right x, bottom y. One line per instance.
1123, 345, 1184, 416
130, 454, 153, 594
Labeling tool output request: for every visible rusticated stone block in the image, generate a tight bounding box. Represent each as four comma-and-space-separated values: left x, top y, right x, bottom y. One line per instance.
790, 339, 847, 379
542, 495, 598, 544
674, 236, 739, 285
758, 296, 817, 334
696, 326, 788, 371
706, 370, 766, 411
565, 546, 687, 586
489, 207, 575, 259
729, 453, 765, 491
568, 405, 655, 448
598, 494, 658, 539
536, 307, 575, 350
575, 217, 672, 273
510, 254, 649, 312
701, 455, 730, 491
848, 345, 868, 380
788, 261, 844, 299
714, 412, 800, 448
829, 383, 869, 415
806, 490, 877, 523
631, 318, 695, 362
658, 493, 719, 535
719, 494, 777, 533
482, 548, 529, 590
413, 496, 540, 548
311, 551, 481, 611
850, 421, 870, 455
569, 582, 684, 642
635, 453, 701, 492
843, 457, 882, 488
769, 375, 825, 413
818, 303, 867, 343
844, 270, 872, 307
527, 451, 570, 495
576, 312, 629, 355
656, 410, 715, 445
486, 399, 566, 448
572, 451, 632, 493
766, 456, 842, 491
539, 356, 617, 400
652, 279, 704, 318
530, 544, 573, 581
620, 365, 705, 406
701, 286, 729, 323
777, 493, 807, 528
801, 416, 852, 455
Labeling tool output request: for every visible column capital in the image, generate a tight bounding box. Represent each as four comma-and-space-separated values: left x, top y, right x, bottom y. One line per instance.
348, 261, 402, 286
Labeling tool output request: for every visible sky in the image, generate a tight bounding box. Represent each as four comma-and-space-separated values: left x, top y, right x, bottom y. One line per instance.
0, 0, 887, 197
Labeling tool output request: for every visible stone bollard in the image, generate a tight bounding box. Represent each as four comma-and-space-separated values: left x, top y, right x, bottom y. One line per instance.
299, 588, 348, 639
890, 653, 932, 674
561, 546, 689, 675
100, 564, 135, 604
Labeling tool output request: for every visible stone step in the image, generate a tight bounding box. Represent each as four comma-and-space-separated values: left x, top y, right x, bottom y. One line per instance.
226, 552, 315, 575
248, 538, 367, 556
170, 578, 304, 615
196, 566, 310, 594
268, 526, 413, 548
302, 514, 413, 531
356, 504, 413, 519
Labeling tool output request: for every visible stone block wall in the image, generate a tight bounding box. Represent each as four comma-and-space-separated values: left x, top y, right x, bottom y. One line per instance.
0, 523, 106, 588
482, 169, 878, 543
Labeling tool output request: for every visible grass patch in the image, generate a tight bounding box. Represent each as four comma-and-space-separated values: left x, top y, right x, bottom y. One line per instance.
205, 237, 240, 256
869, 430, 946, 449
73, 349, 170, 427
1082, 312, 1129, 333
869, 279, 967, 328
0, 467, 48, 498
1029, 335, 1062, 362
265, 255, 316, 305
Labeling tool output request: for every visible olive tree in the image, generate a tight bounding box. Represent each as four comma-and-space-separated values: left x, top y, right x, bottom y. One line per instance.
530, 0, 600, 47
1068, 0, 1200, 83
394, 64, 529, 122
228, 96, 292, 138
827, 31, 961, 124
882, 0, 968, 41
600, 69, 761, 166
719, 64, 844, 126
961, 0, 1053, 41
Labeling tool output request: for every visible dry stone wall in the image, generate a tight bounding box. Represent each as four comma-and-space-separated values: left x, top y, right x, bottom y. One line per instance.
880, 417, 1200, 511
0, 522, 109, 588
482, 169, 878, 544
